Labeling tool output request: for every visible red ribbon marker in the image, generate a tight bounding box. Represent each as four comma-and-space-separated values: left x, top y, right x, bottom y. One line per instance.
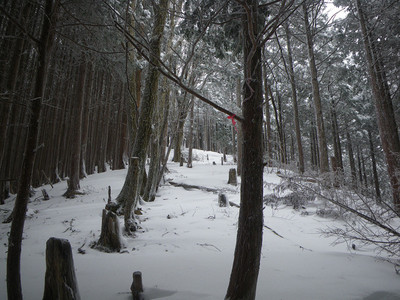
228, 114, 237, 132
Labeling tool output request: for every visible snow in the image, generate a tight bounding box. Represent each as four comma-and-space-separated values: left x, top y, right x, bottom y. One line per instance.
1, 149, 399, 300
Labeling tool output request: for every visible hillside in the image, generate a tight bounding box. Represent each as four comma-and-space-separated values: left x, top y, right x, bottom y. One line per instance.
1, 150, 399, 300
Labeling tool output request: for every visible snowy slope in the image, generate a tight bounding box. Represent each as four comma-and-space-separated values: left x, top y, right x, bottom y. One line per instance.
1, 149, 399, 300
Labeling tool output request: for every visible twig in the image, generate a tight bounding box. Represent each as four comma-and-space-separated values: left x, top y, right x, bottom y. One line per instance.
264, 225, 284, 238
197, 243, 221, 252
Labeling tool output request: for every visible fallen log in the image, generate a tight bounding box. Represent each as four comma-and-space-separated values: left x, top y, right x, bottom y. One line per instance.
168, 181, 240, 207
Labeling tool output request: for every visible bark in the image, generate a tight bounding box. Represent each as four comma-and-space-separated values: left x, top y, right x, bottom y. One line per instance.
310, 120, 319, 170
361, 150, 368, 189
154, 79, 171, 192
356, 0, 400, 212
43, 238, 80, 300
228, 168, 237, 186
144, 79, 167, 202
236, 78, 243, 175
187, 99, 195, 168
113, 89, 127, 170
64, 56, 87, 198
97, 78, 112, 173
173, 103, 186, 162
7, 1, 60, 298
173, 77, 194, 162
330, 100, 343, 171
368, 129, 381, 201
330, 100, 343, 170
80, 62, 93, 177
357, 146, 363, 185
346, 130, 357, 188
284, 24, 304, 173
116, 0, 168, 233
303, 2, 329, 173
96, 209, 122, 252
269, 86, 286, 164
225, 1, 264, 298
0, 4, 30, 188
262, 74, 272, 167
0, 3, 33, 199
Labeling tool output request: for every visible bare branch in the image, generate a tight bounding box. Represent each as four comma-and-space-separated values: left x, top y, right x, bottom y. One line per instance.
114, 21, 244, 123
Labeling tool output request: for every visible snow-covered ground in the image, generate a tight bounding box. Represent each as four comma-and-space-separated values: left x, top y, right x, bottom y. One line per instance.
1, 149, 399, 300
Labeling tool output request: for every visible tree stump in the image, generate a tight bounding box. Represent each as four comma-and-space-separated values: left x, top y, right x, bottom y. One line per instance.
131, 271, 144, 300
218, 193, 228, 207
96, 209, 122, 252
42, 189, 50, 200
221, 157, 224, 165
228, 168, 237, 186
43, 237, 80, 300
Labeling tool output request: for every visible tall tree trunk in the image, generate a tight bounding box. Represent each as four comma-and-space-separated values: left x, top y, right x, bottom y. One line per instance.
303, 2, 329, 173
225, 1, 264, 298
80, 62, 93, 177
236, 78, 243, 175
356, 0, 400, 212
262, 72, 272, 167
346, 130, 357, 188
116, 0, 168, 233
187, 99, 194, 168
64, 56, 87, 197
368, 129, 381, 201
284, 24, 304, 173
7, 1, 60, 298
113, 91, 128, 170
330, 99, 343, 171
357, 146, 363, 186
269, 86, 286, 164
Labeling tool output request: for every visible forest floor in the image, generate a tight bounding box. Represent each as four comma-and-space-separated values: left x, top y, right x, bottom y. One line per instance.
1, 149, 400, 300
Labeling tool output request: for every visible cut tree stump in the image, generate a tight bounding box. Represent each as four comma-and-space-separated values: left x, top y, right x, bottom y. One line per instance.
131, 271, 144, 300
96, 209, 122, 252
43, 237, 80, 300
218, 193, 228, 207
228, 168, 237, 186
42, 189, 50, 200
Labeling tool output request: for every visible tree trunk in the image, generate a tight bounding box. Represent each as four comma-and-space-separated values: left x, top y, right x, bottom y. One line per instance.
96, 209, 122, 252
64, 56, 87, 198
7, 1, 60, 298
116, 0, 168, 233
187, 99, 195, 168
236, 78, 243, 176
284, 24, 304, 173
330, 100, 343, 171
0, 4, 30, 201
43, 237, 80, 300
225, 1, 264, 298
262, 72, 272, 167
357, 146, 363, 186
356, 0, 400, 212
366, 129, 381, 201
269, 86, 286, 164
80, 62, 93, 178
303, 2, 329, 173
346, 130, 357, 188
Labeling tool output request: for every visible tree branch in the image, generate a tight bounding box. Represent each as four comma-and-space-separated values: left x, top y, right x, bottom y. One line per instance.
114, 21, 244, 123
